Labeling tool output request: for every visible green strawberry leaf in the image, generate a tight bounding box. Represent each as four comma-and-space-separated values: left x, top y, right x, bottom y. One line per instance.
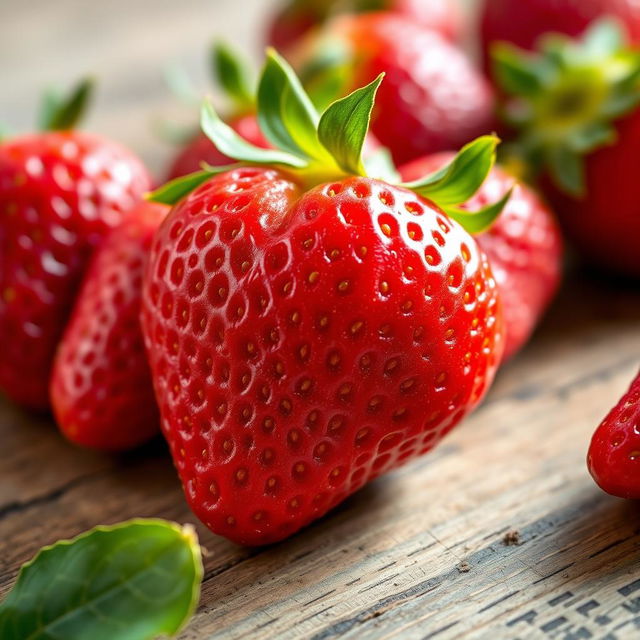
547, 146, 586, 197
200, 98, 307, 167
257, 49, 323, 160
211, 43, 254, 111
0, 519, 203, 640
492, 44, 546, 97
403, 136, 500, 205
148, 166, 236, 205
364, 145, 400, 183
442, 187, 514, 234
318, 74, 383, 175
39, 77, 94, 131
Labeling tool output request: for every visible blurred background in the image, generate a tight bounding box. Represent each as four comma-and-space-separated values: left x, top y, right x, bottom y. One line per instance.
1, 0, 478, 175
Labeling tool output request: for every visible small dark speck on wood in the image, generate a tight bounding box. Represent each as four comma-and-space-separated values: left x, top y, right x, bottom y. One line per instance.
503, 529, 522, 546
458, 561, 471, 573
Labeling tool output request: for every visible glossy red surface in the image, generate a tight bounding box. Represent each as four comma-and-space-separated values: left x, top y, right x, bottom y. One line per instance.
588, 370, 640, 499
51, 201, 167, 451
0, 131, 151, 409
141, 167, 503, 545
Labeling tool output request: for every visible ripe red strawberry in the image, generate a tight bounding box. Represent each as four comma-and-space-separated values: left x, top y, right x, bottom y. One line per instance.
588, 371, 640, 499
480, 0, 640, 73
400, 154, 563, 360
267, 0, 463, 52
492, 21, 640, 277
295, 13, 496, 165
142, 53, 507, 545
0, 81, 151, 409
50, 202, 167, 451
166, 45, 270, 181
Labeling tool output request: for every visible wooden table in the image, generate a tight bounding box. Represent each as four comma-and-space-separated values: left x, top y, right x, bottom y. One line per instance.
2, 1, 640, 638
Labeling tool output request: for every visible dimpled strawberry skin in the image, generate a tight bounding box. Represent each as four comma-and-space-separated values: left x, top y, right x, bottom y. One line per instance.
141, 167, 503, 546
334, 13, 496, 165
0, 131, 151, 409
166, 114, 270, 181
401, 154, 563, 360
51, 202, 167, 451
588, 371, 640, 499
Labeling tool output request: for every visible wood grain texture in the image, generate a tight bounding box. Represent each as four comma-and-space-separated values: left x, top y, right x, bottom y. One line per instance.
1, 1, 640, 639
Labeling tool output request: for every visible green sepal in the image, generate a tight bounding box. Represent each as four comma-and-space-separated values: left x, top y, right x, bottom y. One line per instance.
200, 98, 307, 168
257, 49, 323, 160
0, 519, 202, 640
211, 43, 254, 112
547, 146, 585, 196
318, 74, 383, 175
38, 77, 94, 131
403, 136, 500, 205
443, 187, 514, 234
492, 44, 547, 97
493, 18, 640, 197
147, 165, 238, 205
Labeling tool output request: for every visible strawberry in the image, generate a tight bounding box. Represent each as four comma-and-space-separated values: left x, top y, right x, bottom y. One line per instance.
0, 80, 151, 410
50, 201, 167, 451
492, 21, 640, 277
480, 0, 640, 74
166, 45, 270, 180
142, 53, 508, 545
267, 0, 463, 53
400, 154, 563, 360
295, 13, 496, 165
588, 371, 640, 499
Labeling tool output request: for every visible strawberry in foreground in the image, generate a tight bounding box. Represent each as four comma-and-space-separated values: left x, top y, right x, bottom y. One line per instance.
400, 154, 563, 360
480, 0, 640, 74
588, 371, 640, 499
0, 80, 151, 410
493, 21, 640, 277
267, 0, 463, 53
166, 44, 270, 180
50, 201, 167, 451
294, 13, 496, 165
143, 52, 508, 546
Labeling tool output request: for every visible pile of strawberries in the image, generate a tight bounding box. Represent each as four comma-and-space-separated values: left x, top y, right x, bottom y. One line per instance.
2, 0, 640, 546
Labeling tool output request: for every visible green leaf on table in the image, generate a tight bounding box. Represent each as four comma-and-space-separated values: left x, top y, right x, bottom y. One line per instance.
318, 74, 383, 176
0, 519, 203, 640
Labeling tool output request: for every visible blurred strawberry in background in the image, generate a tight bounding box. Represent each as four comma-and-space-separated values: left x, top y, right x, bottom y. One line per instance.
0, 80, 151, 410
268, 0, 463, 53
492, 20, 640, 277
480, 0, 640, 75
294, 12, 495, 165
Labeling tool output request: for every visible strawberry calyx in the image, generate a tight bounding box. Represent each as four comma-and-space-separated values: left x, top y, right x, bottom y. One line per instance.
150, 50, 510, 234
493, 19, 640, 196
38, 77, 94, 132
